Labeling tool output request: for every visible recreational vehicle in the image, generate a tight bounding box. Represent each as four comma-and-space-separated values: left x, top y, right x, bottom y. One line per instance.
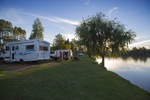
0, 39, 50, 63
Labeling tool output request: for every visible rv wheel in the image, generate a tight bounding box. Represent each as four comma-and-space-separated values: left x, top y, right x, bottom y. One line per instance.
19, 59, 24, 64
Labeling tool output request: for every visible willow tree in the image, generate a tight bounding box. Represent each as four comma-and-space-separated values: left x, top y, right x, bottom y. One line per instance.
76, 13, 136, 67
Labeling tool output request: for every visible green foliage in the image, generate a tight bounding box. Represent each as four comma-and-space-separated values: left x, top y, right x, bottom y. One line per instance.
52, 34, 72, 50
13, 26, 26, 40
0, 19, 13, 43
0, 19, 26, 44
70, 38, 78, 52
0, 57, 149, 100
52, 33, 65, 50
29, 18, 44, 40
64, 39, 71, 49
76, 12, 136, 66
0, 19, 27, 54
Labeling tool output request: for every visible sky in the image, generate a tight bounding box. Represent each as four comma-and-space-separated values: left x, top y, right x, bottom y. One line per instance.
0, 0, 150, 48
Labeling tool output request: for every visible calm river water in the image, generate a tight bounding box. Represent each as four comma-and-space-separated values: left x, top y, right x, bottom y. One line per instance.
96, 57, 150, 92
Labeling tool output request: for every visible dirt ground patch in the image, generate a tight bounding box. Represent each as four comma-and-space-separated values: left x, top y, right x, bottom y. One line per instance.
0, 61, 57, 74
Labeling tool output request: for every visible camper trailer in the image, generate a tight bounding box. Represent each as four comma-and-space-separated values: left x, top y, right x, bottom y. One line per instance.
57, 50, 73, 60
0, 39, 50, 63
50, 49, 73, 60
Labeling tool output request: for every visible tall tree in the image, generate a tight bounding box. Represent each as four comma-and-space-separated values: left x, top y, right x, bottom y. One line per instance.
76, 13, 136, 67
13, 26, 26, 40
29, 18, 44, 40
0, 19, 13, 44
52, 34, 72, 50
52, 34, 65, 50
64, 39, 71, 49
70, 38, 77, 52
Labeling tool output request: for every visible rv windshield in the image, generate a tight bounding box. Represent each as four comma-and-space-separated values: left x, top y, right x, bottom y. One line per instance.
50, 51, 55, 54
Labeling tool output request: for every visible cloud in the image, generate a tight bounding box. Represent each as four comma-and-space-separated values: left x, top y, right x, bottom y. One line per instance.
64, 33, 75, 40
0, 8, 24, 25
128, 35, 150, 48
22, 13, 79, 25
135, 36, 143, 40
0, 8, 77, 43
108, 7, 118, 19
129, 39, 150, 48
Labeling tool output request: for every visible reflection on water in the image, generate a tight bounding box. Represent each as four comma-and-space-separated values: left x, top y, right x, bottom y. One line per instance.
96, 57, 150, 92
122, 56, 149, 63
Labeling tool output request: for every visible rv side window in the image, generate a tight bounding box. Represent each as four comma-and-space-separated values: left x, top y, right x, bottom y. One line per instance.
40, 46, 48, 51
6, 46, 9, 51
13, 46, 19, 50
44, 46, 48, 51
26, 45, 34, 50
50, 51, 55, 54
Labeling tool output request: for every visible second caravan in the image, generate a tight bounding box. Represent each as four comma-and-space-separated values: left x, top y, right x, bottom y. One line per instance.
50, 49, 73, 60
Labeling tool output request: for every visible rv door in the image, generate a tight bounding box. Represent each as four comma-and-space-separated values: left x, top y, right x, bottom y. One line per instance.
10, 46, 14, 61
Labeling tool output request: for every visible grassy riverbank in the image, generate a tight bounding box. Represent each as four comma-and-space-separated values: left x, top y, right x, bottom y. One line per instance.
0, 56, 150, 100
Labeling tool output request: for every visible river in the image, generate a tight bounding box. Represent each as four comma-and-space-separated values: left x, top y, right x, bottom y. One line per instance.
96, 57, 150, 92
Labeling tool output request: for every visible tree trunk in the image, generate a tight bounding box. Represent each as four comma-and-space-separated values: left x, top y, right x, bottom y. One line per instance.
101, 55, 105, 67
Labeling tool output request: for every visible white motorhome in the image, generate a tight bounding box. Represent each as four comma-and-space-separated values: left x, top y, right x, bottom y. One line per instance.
0, 39, 50, 63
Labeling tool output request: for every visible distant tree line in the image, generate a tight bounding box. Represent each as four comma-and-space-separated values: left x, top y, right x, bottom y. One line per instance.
124, 47, 150, 57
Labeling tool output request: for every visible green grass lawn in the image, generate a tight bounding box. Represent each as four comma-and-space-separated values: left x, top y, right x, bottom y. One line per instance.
0, 56, 150, 100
